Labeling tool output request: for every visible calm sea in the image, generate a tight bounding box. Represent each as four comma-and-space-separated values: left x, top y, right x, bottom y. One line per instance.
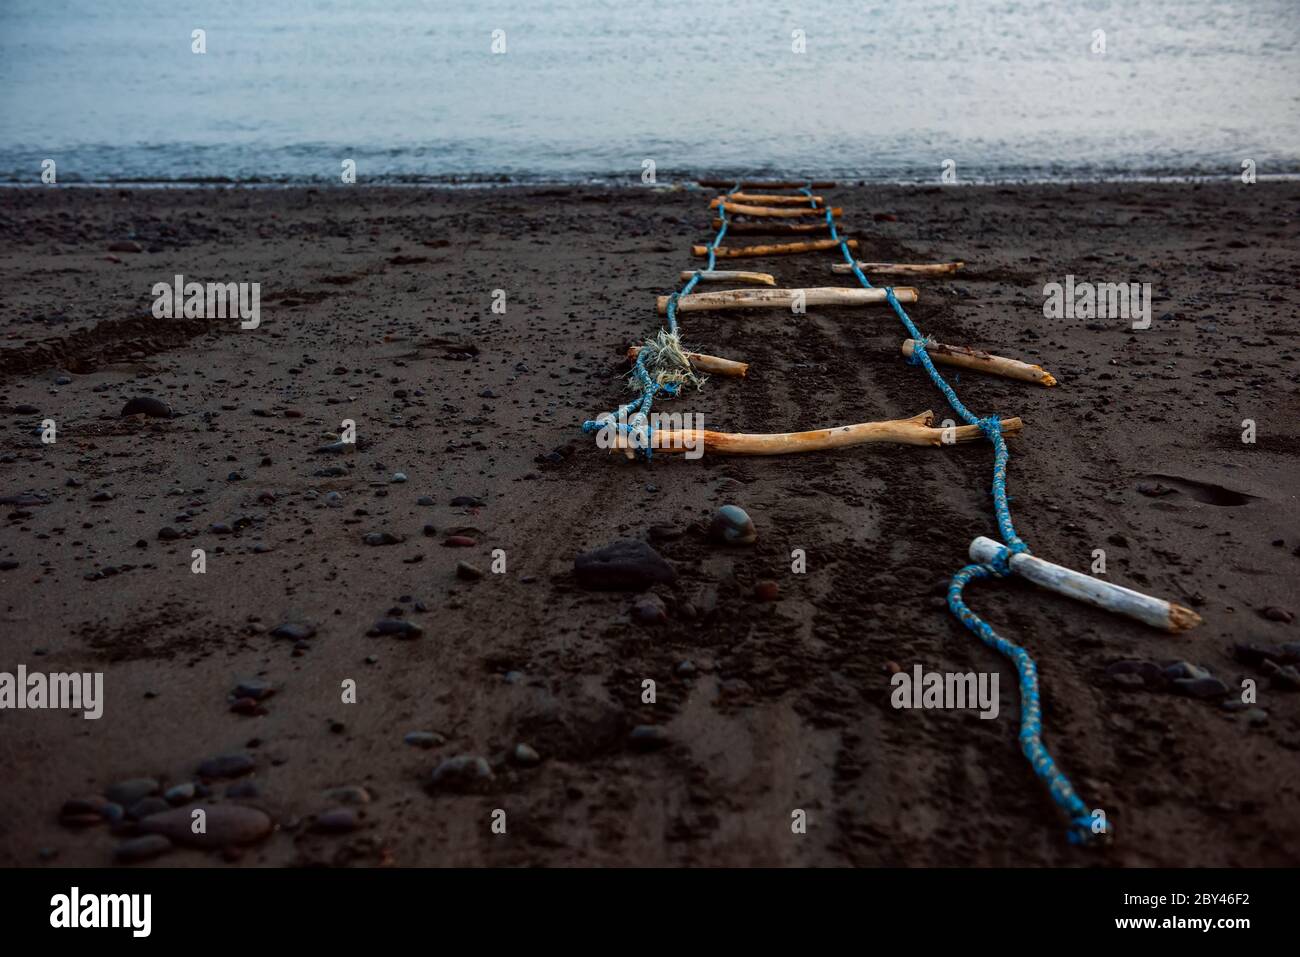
1, 0, 1298, 184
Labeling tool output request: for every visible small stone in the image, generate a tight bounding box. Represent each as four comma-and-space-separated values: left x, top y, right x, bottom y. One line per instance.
632, 594, 667, 623
370, 618, 423, 639
364, 531, 403, 546
232, 679, 275, 701
59, 796, 123, 826
120, 396, 172, 418
443, 535, 477, 547
197, 752, 256, 779
316, 441, 353, 455
1173, 676, 1228, 699
754, 580, 780, 602
323, 785, 371, 805
157, 526, 180, 541
163, 782, 196, 805
417, 495, 436, 506
1244, 708, 1269, 727
139, 804, 271, 848
1261, 606, 1295, 623
127, 796, 171, 820
430, 755, 494, 790
676, 660, 697, 677
574, 539, 675, 591
113, 835, 173, 864
104, 778, 159, 806
404, 731, 444, 749
391, 472, 408, 484
324, 491, 343, 508
708, 505, 757, 545
312, 808, 359, 833
1163, 661, 1210, 682
270, 621, 316, 641
451, 495, 484, 507
628, 725, 670, 752
456, 560, 484, 580
513, 743, 540, 766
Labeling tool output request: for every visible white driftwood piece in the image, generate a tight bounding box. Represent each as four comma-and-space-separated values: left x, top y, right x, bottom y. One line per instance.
831, 261, 965, 276
626, 345, 748, 378
678, 270, 777, 286
968, 536, 1203, 632
658, 286, 918, 314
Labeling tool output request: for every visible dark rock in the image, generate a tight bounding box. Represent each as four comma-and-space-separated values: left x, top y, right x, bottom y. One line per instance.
163, 782, 196, 805
322, 785, 371, 806
363, 531, 403, 546
1173, 676, 1228, 699
270, 621, 316, 641
1261, 606, 1294, 623
312, 808, 359, 833
139, 804, 272, 848
104, 778, 159, 806
708, 505, 757, 545
628, 725, 670, 752
451, 495, 484, 507
513, 743, 541, 766
113, 835, 173, 863
456, 560, 483, 580
1163, 661, 1210, 682
430, 755, 494, 790
370, 618, 423, 639
232, 679, 275, 701
574, 539, 675, 591
196, 753, 256, 779
404, 731, 444, 749
632, 594, 667, 623
120, 397, 172, 418
127, 797, 171, 820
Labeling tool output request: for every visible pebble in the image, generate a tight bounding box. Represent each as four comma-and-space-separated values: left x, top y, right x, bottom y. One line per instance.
270, 621, 316, 641
416, 495, 436, 507
391, 472, 408, 483
1244, 708, 1269, 727
127, 796, 171, 820
632, 594, 667, 623
113, 835, 173, 864
157, 526, 181, 541
1261, 606, 1295, 623
59, 796, 123, 826
323, 785, 371, 805
105, 777, 160, 806
312, 808, 359, 833
574, 539, 675, 591
456, 560, 484, 580
163, 782, 196, 805
451, 495, 484, 507
139, 804, 272, 849
404, 731, 445, 749
513, 743, 541, 765
628, 725, 670, 752
325, 491, 343, 508
430, 755, 494, 790
232, 679, 275, 701
676, 660, 697, 677
754, 580, 780, 602
196, 752, 256, 779
1173, 676, 1228, 699
708, 505, 757, 545
364, 531, 403, 546
1106, 659, 1164, 686
120, 396, 172, 418
443, 535, 477, 547
316, 441, 353, 454
1163, 661, 1210, 682
370, 618, 423, 639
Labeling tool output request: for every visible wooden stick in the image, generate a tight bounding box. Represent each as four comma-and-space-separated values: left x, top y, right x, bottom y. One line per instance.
713, 202, 841, 219
713, 219, 829, 233
678, 270, 777, 286
608, 410, 1022, 456
698, 179, 835, 189
696, 239, 856, 258
968, 536, 1202, 632
659, 286, 916, 314
626, 345, 748, 378
832, 261, 966, 276
901, 339, 1057, 387
725, 193, 824, 206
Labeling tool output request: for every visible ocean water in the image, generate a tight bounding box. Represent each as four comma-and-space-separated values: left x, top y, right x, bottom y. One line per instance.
1, 0, 1298, 185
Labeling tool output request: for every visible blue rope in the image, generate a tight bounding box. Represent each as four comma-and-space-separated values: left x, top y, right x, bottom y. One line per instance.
801, 182, 1100, 844
582, 181, 741, 457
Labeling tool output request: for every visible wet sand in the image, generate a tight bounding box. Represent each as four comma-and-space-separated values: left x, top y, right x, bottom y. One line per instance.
0, 181, 1298, 867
